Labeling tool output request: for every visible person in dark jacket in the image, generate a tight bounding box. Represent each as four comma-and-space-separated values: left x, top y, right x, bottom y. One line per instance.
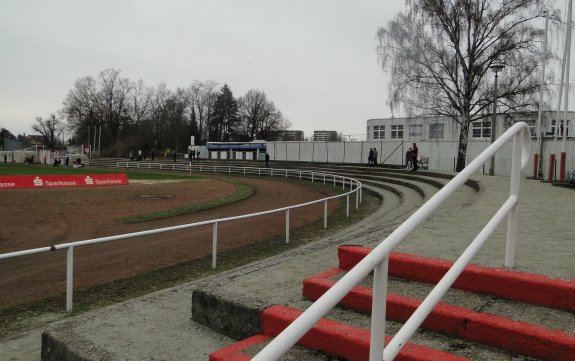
410, 143, 419, 171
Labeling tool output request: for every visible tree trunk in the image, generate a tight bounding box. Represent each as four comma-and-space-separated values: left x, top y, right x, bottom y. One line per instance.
456, 122, 469, 172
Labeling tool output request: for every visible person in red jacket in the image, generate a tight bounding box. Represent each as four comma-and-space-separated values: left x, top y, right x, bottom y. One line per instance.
410, 143, 419, 171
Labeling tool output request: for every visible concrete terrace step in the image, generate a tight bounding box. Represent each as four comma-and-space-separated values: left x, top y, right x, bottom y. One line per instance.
206, 304, 469, 361
204, 245, 574, 361
338, 246, 575, 311
303, 269, 575, 361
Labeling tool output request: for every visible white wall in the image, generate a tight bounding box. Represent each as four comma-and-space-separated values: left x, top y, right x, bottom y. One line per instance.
268, 138, 575, 177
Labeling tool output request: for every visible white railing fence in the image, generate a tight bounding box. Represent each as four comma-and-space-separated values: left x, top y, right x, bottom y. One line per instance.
252, 122, 531, 361
0, 167, 362, 312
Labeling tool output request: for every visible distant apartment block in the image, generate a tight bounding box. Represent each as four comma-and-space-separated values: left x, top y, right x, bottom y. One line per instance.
276, 130, 305, 141
313, 130, 338, 142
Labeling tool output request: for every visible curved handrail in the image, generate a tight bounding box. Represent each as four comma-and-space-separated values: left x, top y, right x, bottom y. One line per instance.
253, 122, 531, 360
0, 166, 362, 312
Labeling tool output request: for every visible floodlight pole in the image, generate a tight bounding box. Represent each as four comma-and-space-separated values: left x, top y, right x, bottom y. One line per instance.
489, 64, 504, 176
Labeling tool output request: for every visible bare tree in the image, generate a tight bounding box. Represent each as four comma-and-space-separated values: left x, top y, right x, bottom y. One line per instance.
130, 79, 153, 126
237, 89, 290, 140
377, 0, 550, 171
97, 68, 133, 139
187, 80, 218, 144
32, 114, 65, 149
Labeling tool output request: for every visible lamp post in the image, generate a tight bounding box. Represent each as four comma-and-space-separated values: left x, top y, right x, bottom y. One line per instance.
489, 64, 504, 176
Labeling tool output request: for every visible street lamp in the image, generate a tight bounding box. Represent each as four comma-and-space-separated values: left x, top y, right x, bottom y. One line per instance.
489, 64, 505, 176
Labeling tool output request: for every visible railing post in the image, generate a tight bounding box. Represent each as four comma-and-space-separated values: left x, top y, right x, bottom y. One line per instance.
229, 166, 231, 174
324, 200, 328, 228
323, 175, 326, 184
259, 169, 261, 176
299, 171, 302, 180
505, 135, 522, 268
285, 209, 290, 244
66, 246, 74, 312
346, 195, 350, 217
271, 169, 274, 177
369, 257, 389, 361
286, 170, 288, 178
342, 177, 345, 190
356, 185, 359, 210
333, 176, 336, 187
212, 222, 218, 269
312, 173, 314, 183
244, 167, 246, 175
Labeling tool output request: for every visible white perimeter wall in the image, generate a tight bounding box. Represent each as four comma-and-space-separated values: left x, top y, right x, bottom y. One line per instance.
267, 138, 575, 177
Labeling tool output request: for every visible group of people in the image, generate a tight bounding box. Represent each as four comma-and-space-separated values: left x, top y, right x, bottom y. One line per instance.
405, 143, 419, 171
188, 149, 200, 163
129, 149, 156, 161
367, 148, 379, 166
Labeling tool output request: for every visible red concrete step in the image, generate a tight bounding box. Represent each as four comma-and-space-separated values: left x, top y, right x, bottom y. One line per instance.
338, 245, 575, 312
303, 268, 575, 361
210, 305, 470, 361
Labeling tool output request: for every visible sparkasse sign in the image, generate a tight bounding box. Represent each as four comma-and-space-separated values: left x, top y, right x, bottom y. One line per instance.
0, 174, 129, 190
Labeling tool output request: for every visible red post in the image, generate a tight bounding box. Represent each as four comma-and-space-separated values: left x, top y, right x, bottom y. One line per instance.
547, 154, 556, 183
533, 154, 539, 178
559, 152, 567, 183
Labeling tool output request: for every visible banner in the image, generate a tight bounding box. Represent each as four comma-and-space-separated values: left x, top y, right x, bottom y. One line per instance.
0, 174, 129, 190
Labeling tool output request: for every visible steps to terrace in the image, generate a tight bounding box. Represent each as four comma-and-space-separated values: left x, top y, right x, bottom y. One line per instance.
2, 160, 572, 360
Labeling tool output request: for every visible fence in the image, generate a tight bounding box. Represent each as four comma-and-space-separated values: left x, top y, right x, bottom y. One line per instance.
0, 165, 362, 312
252, 122, 531, 360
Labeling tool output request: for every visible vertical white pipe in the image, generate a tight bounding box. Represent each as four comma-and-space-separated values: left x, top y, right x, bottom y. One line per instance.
369, 257, 389, 361
212, 222, 218, 269
536, 10, 549, 176
346, 195, 350, 218
324, 200, 328, 229
356, 185, 359, 210
505, 136, 522, 267
285, 209, 290, 244
562, 0, 573, 151
66, 246, 74, 312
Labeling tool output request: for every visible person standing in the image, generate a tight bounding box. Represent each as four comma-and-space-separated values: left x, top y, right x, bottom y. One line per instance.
405, 147, 412, 169
265, 152, 270, 167
173, 149, 177, 162
368, 148, 374, 166
150, 148, 155, 161
410, 143, 419, 171
373, 148, 378, 166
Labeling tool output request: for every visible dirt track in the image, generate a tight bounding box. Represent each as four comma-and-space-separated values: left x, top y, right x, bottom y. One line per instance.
0, 176, 338, 307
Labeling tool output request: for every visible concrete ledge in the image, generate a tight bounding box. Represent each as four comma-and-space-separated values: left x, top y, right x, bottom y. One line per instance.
41, 328, 118, 361
192, 287, 271, 340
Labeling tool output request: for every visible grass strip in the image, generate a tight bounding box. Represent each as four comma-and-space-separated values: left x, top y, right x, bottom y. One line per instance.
120, 179, 256, 223
0, 187, 382, 339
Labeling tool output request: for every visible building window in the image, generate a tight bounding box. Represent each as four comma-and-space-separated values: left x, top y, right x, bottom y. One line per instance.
373, 125, 385, 140
408, 125, 423, 138
429, 123, 444, 139
391, 124, 404, 139
551, 119, 570, 136
472, 121, 491, 138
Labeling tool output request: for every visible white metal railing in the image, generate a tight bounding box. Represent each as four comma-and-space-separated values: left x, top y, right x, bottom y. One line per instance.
0, 166, 362, 312
252, 122, 532, 361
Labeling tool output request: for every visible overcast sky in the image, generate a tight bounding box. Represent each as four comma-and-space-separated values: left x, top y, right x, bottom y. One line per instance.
0, 0, 407, 140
